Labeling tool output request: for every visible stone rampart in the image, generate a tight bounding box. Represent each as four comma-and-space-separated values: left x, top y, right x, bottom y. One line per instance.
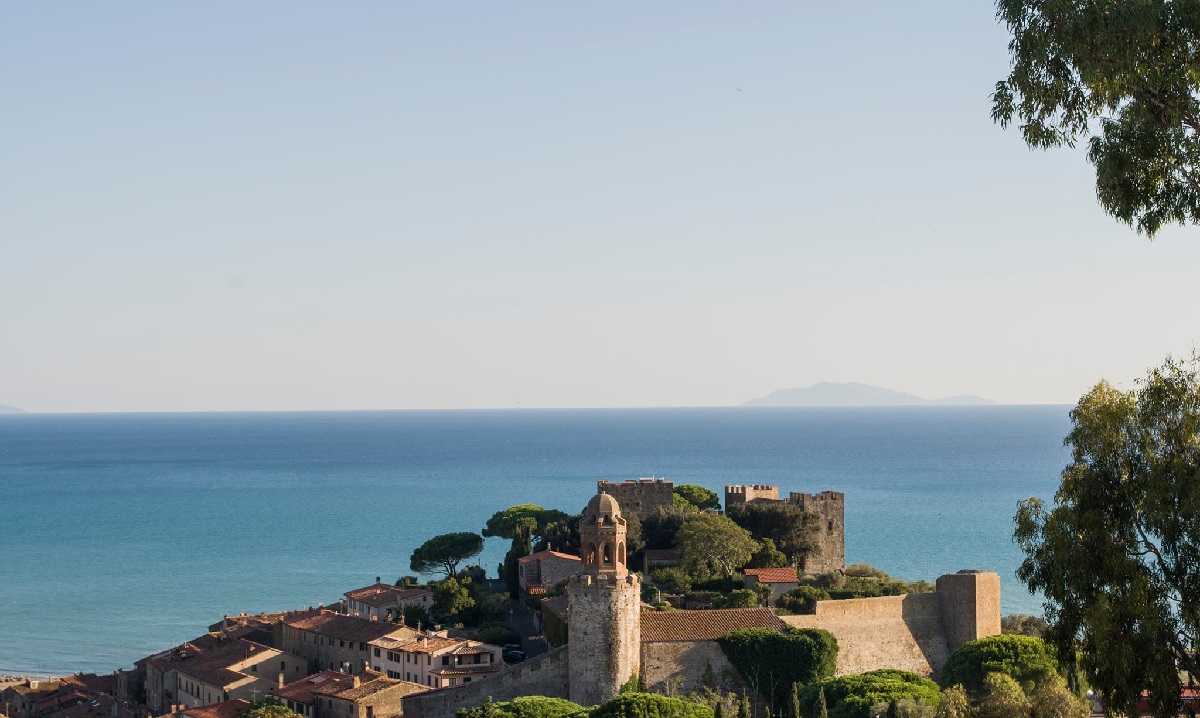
780, 571, 1000, 678
400, 648, 569, 718
596, 479, 674, 518
724, 485, 779, 507
641, 641, 747, 696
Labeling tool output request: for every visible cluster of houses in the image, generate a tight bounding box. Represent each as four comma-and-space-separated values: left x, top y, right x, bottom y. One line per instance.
1, 580, 503, 718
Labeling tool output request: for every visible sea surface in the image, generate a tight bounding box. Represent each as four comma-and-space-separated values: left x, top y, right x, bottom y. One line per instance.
0, 406, 1071, 678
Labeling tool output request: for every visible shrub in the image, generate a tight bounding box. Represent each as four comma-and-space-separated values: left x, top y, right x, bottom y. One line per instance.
496, 697, 586, 718
778, 586, 830, 615
798, 670, 941, 718
717, 627, 837, 708
651, 567, 694, 594
475, 622, 520, 646
939, 634, 1061, 694
712, 589, 759, 609
589, 694, 713, 718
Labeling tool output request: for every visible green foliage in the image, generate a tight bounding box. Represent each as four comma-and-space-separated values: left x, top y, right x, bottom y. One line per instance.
237, 698, 302, 718
803, 566, 926, 600
717, 627, 838, 709
778, 586, 830, 615
650, 567, 693, 594
711, 588, 759, 609
459, 697, 587, 718
1028, 679, 1089, 718
993, 0, 1200, 235
676, 514, 759, 580
475, 622, 520, 646
504, 522, 533, 599
589, 694, 713, 718
814, 687, 828, 718
1013, 354, 1200, 718
674, 484, 721, 511
536, 514, 581, 554
401, 603, 429, 628
932, 686, 968, 718
727, 501, 818, 567
747, 538, 789, 569
619, 674, 644, 695
972, 673, 1026, 718
431, 576, 476, 623
395, 575, 420, 587
643, 505, 698, 550
544, 603, 568, 647
798, 671, 941, 718
410, 532, 485, 577
939, 635, 1061, 695
1001, 614, 1048, 638
483, 504, 570, 541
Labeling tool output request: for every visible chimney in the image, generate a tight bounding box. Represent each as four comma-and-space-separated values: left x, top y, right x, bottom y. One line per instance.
278, 672, 285, 689
375, 577, 381, 585
352, 676, 361, 688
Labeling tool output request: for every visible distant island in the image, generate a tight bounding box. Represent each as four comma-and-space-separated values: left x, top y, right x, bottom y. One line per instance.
741, 382, 995, 407
0, 404, 27, 414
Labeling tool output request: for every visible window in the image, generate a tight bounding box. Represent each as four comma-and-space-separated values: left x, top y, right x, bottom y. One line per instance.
441, 656, 450, 666
374, 648, 380, 657
251, 665, 257, 673
281, 661, 286, 671
464, 677, 471, 684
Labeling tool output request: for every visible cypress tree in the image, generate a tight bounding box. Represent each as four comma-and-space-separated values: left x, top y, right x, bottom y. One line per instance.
790, 683, 801, 718
815, 688, 828, 718
738, 695, 751, 718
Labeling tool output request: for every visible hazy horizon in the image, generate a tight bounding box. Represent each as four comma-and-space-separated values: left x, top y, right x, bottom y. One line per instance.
4, 3, 1198, 413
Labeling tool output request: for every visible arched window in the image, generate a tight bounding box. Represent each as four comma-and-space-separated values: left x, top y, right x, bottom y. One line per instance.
602, 542, 613, 566
586, 542, 598, 566
828, 520, 834, 532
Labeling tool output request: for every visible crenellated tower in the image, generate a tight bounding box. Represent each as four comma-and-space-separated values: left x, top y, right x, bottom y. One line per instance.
568, 492, 641, 705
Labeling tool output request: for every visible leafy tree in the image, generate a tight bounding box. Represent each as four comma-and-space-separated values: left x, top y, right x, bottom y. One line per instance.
939, 635, 1061, 695
992, 0, 1200, 236
475, 622, 521, 647
394, 575, 420, 587
643, 505, 700, 550
1029, 679, 1089, 718
727, 501, 818, 568
717, 627, 838, 710
1013, 354, 1200, 718
1001, 614, 1048, 638
401, 603, 429, 628
483, 504, 570, 543
778, 586, 830, 615
676, 514, 759, 580
458, 697, 584, 718
431, 576, 476, 623
931, 686, 968, 718
973, 673, 1027, 718
237, 699, 302, 718
536, 514, 581, 554
504, 521, 533, 598
798, 671, 941, 718
747, 538, 789, 569
650, 566, 693, 594
674, 484, 721, 511
590, 694, 714, 718
712, 588, 759, 609
410, 532, 485, 577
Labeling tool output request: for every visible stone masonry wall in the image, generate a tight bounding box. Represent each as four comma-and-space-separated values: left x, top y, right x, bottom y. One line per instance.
640, 641, 748, 697
787, 491, 845, 573
595, 480, 674, 519
400, 648, 569, 718
568, 574, 641, 706
724, 485, 779, 507
780, 571, 1001, 678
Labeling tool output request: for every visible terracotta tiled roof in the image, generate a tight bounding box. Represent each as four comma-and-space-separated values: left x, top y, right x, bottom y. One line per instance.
743, 568, 799, 583
61, 674, 114, 694
176, 640, 277, 688
398, 637, 462, 654
175, 700, 251, 718
346, 584, 432, 609
332, 672, 423, 701
285, 612, 418, 644
517, 550, 580, 565
639, 608, 783, 642
449, 643, 493, 655
272, 670, 357, 704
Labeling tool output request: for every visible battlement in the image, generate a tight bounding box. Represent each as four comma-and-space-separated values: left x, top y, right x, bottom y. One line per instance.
569, 573, 641, 590
724, 484, 780, 506
596, 478, 674, 518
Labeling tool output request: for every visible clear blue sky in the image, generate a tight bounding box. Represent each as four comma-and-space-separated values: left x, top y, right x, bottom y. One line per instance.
3, 3, 1198, 412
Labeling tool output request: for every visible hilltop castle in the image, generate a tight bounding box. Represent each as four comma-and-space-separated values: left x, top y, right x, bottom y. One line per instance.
400, 491, 1001, 718
725, 484, 845, 574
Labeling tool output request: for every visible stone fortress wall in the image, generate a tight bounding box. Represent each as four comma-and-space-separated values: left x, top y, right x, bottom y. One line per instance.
401, 648, 569, 718
782, 570, 1001, 678
595, 479, 674, 518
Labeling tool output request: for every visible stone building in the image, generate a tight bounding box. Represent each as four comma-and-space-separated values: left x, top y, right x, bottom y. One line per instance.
281, 612, 418, 676
344, 581, 432, 623
594, 479, 674, 519
272, 669, 426, 718
567, 492, 641, 706
742, 567, 800, 606
172, 639, 308, 709
724, 485, 846, 574
516, 551, 581, 596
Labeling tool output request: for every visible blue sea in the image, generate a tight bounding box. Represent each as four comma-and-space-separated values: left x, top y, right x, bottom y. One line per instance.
0, 407, 1071, 678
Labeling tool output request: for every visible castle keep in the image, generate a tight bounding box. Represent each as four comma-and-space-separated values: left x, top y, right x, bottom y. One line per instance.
594, 479, 674, 518
725, 484, 846, 574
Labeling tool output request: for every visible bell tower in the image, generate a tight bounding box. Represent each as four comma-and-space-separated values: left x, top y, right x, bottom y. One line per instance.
568, 491, 641, 705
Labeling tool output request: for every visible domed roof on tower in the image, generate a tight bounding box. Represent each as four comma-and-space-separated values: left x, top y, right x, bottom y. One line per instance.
586, 492, 622, 520
579, 491, 629, 576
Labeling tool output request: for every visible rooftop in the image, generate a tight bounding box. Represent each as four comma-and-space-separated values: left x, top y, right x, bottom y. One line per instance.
272, 671, 357, 704
743, 568, 800, 583
640, 607, 783, 642
346, 583, 432, 609
517, 550, 580, 565
174, 700, 252, 718
286, 611, 418, 643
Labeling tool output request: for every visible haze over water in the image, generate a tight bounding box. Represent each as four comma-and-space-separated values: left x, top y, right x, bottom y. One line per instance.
0, 406, 1070, 677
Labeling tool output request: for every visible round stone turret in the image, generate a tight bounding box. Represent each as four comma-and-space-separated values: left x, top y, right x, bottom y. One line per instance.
569, 491, 641, 705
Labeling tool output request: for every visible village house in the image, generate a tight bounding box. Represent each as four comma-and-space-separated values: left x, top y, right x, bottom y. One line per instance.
282, 611, 418, 676
165, 699, 250, 718
272, 670, 426, 718
367, 635, 502, 689
144, 642, 212, 715
344, 580, 432, 623
516, 551, 580, 596
172, 639, 307, 709
742, 567, 800, 606
1, 680, 65, 718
